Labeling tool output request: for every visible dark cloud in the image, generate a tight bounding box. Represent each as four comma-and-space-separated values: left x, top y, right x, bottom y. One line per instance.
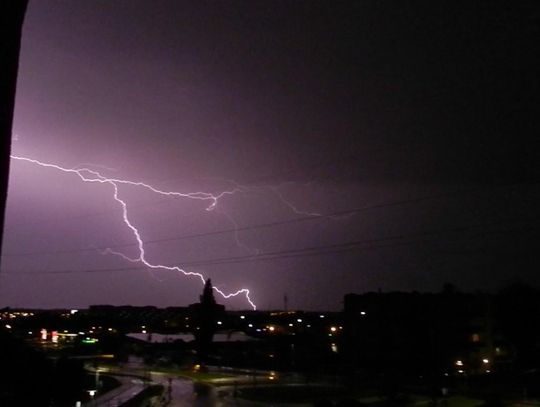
1, 1, 539, 310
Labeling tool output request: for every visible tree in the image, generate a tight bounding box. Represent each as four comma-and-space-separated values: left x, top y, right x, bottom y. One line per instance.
188, 279, 225, 364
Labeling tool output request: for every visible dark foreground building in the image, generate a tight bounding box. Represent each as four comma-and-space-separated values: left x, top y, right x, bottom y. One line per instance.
342, 289, 510, 378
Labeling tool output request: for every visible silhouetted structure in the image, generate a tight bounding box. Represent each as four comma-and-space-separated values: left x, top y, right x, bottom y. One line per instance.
0, 1, 28, 265
494, 282, 540, 368
188, 279, 225, 364
342, 289, 507, 380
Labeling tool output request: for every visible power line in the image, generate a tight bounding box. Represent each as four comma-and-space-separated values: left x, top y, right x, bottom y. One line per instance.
156, 220, 540, 268
4, 181, 538, 258
4, 218, 539, 275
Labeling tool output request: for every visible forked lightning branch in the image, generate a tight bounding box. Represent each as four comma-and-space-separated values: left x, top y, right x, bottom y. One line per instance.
10, 155, 256, 309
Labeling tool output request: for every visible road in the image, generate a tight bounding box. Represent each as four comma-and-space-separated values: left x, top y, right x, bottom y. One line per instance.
84, 374, 147, 407
86, 364, 282, 407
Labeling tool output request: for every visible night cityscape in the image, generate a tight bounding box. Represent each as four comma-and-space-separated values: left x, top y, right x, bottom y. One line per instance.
1, 1, 539, 406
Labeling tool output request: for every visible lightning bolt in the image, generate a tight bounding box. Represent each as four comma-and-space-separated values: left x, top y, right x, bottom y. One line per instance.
265, 184, 322, 217
214, 178, 323, 218
9, 155, 256, 310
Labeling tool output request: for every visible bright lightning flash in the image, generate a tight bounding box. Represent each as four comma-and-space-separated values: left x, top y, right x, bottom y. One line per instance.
10, 155, 256, 310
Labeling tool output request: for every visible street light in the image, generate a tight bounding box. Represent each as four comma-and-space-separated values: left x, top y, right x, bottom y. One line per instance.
87, 389, 97, 401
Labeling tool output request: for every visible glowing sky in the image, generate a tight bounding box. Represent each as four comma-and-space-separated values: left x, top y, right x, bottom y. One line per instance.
1, 1, 539, 310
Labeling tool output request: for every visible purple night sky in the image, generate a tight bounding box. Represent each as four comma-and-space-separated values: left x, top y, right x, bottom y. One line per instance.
1, 1, 539, 310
